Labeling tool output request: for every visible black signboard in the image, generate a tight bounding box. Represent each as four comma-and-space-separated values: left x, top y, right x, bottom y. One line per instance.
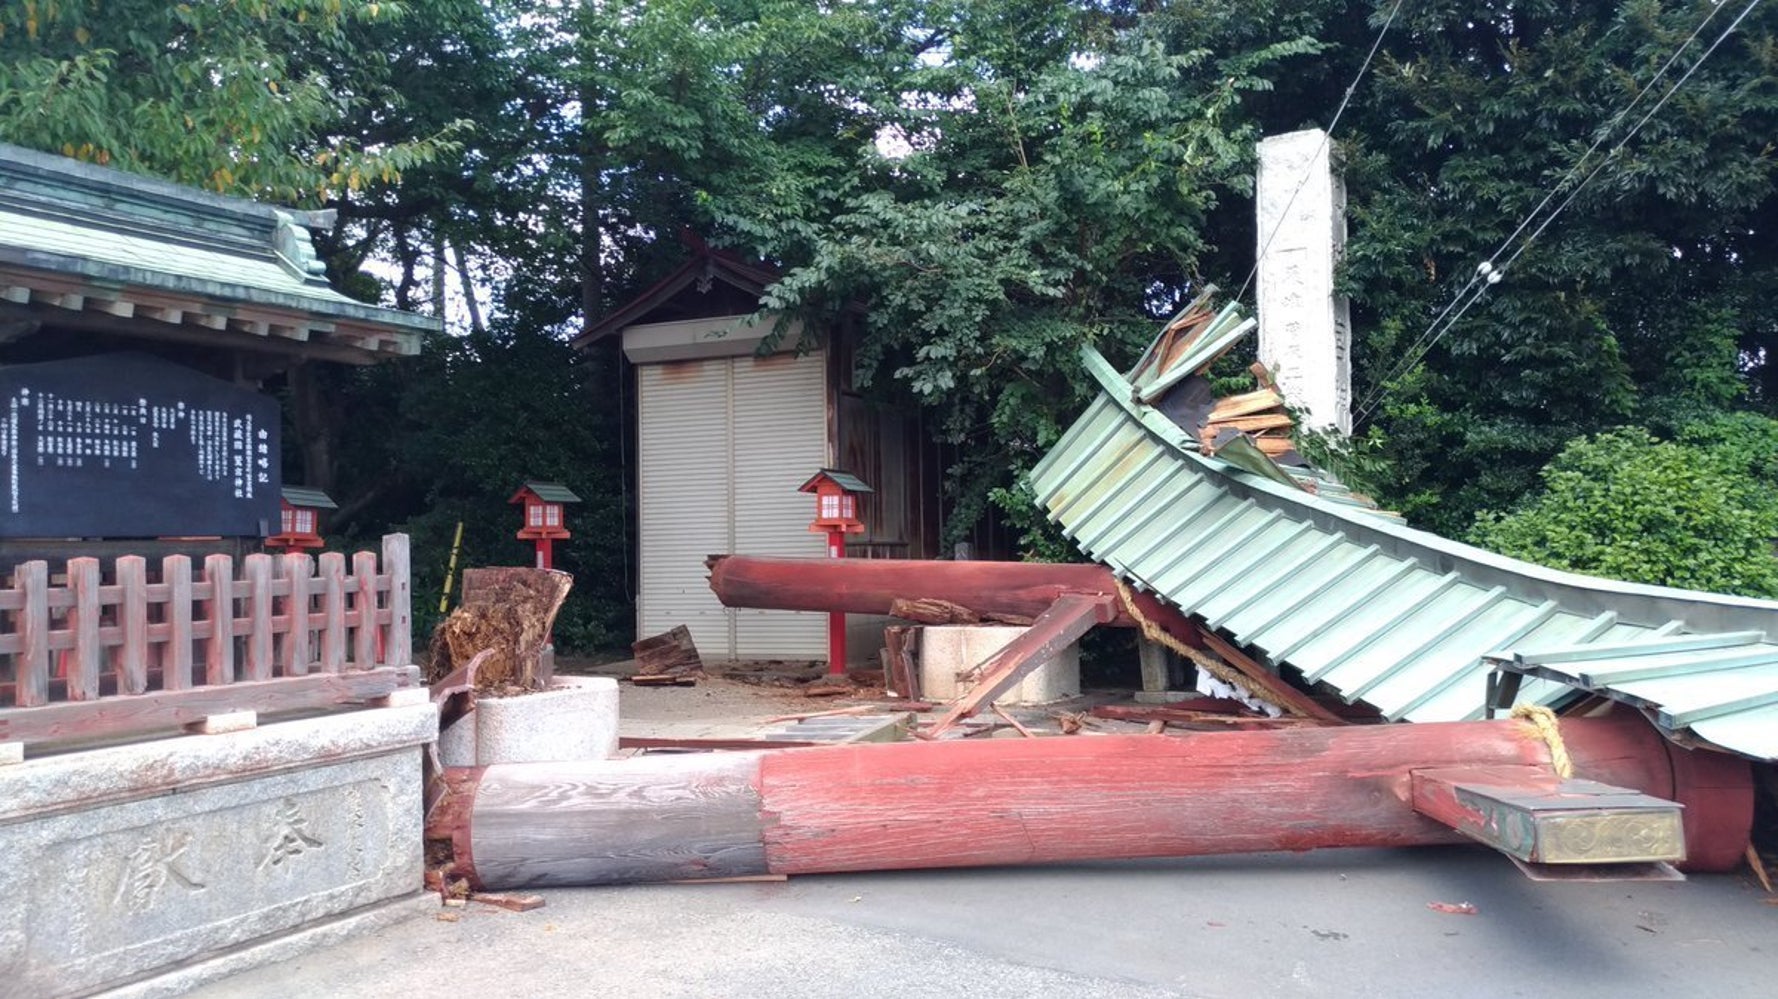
0, 353, 281, 538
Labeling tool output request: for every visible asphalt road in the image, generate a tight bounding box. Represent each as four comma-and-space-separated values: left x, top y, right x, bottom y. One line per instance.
184, 846, 1775, 999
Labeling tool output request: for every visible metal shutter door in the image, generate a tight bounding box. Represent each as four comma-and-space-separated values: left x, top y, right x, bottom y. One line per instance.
636, 359, 736, 658
730, 352, 828, 658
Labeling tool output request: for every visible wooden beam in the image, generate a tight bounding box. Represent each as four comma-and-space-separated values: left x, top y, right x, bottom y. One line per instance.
1090, 703, 1336, 729
1411, 765, 1685, 866
0, 666, 421, 745
706, 555, 1134, 626
922, 593, 1115, 738
428, 714, 1753, 891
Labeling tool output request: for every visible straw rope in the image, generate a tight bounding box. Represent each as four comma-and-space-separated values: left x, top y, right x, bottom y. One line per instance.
1511, 704, 1575, 779
1113, 579, 1308, 718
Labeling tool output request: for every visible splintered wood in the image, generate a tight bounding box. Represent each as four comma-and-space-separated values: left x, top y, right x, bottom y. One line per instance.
427, 567, 571, 692
888, 597, 1033, 627
883, 625, 921, 701
631, 625, 704, 685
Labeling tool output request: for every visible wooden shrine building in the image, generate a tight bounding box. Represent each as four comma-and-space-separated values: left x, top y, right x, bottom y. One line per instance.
576, 241, 949, 662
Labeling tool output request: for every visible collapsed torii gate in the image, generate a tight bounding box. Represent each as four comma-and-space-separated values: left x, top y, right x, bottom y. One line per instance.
428, 298, 1770, 890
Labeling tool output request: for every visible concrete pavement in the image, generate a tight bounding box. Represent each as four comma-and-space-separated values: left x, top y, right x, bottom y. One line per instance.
183, 846, 1775, 999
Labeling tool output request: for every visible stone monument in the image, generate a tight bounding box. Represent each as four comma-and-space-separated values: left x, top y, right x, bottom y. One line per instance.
1255, 128, 1353, 435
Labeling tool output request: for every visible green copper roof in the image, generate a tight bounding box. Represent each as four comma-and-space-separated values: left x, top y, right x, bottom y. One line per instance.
799, 469, 874, 494
0, 143, 434, 359
517, 481, 582, 504
281, 486, 339, 510
1030, 332, 1778, 762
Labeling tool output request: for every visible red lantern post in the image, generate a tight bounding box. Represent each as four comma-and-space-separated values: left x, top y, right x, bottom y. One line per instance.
509, 481, 581, 569
798, 470, 872, 676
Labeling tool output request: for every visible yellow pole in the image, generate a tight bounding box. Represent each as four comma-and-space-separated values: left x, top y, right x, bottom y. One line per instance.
438, 520, 465, 613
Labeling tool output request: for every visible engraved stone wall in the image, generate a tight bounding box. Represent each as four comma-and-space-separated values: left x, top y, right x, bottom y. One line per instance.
0, 705, 431, 998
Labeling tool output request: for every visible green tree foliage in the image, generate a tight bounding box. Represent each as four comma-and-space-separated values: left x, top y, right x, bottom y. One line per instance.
1469, 421, 1778, 596
1328, 0, 1778, 535
688, 4, 1324, 552
0, 0, 459, 202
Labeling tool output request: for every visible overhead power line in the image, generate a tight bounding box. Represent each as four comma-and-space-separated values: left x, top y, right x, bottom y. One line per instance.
1354, 0, 1763, 426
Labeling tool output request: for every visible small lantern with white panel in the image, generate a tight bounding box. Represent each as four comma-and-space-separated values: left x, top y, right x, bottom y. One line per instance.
509, 480, 581, 570
798, 469, 872, 674
268, 486, 337, 553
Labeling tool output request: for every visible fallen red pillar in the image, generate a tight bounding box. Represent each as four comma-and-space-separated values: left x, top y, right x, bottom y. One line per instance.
428, 714, 1751, 890
706, 554, 1151, 626
706, 554, 1340, 720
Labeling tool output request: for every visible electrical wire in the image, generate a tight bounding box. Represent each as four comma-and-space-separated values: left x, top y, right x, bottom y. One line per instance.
1353, 0, 1761, 425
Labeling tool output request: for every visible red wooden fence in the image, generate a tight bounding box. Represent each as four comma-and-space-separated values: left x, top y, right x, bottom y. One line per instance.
0, 533, 418, 748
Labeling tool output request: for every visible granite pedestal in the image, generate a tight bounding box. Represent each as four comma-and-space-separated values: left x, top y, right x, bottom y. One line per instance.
0, 701, 436, 999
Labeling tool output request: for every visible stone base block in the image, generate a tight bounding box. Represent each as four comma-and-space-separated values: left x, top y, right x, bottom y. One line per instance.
438, 675, 619, 766
919, 625, 1080, 705
0, 703, 436, 999
99, 892, 436, 999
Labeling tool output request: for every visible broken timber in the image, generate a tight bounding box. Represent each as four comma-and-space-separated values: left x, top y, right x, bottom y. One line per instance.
427, 713, 1753, 890
707, 554, 1340, 720
922, 593, 1115, 738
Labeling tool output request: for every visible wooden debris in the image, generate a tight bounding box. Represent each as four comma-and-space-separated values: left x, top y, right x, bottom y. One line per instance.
884, 625, 922, 702
802, 683, 853, 698
436, 911, 462, 922
990, 703, 1037, 739
621, 736, 821, 751
1146, 720, 1168, 735
427, 567, 572, 690
471, 891, 546, 912
1747, 843, 1774, 894
923, 593, 1116, 739
888, 596, 1033, 627
1206, 388, 1285, 422
1053, 711, 1087, 735
766, 705, 877, 725
1091, 704, 1335, 729
628, 674, 698, 687
889, 597, 985, 625
1427, 901, 1477, 915
631, 625, 704, 678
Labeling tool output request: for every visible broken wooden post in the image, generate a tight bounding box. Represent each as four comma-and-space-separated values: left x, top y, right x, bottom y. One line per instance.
631, 625, 703, 681
707, 554, 1329, 719
922, 594, 1115, 738
707, 555, 1132, 625
428, 567, 571, 690
427, 713, 1752, 890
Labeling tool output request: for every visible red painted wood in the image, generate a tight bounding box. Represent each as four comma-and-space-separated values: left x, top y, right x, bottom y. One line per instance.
757, 716, 1723, 875
1663, 737, 1755, 872
708, 555, 1132, 625
924, 594, 1114, 737
66, 557, 103, 701
14, 560, 49, 707
432, 714, 1753, 887
0, 666, 421, 745
427, 766, 486, 889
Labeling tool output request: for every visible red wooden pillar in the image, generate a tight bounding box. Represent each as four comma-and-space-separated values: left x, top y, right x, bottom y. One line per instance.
827, 527, 846, 676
